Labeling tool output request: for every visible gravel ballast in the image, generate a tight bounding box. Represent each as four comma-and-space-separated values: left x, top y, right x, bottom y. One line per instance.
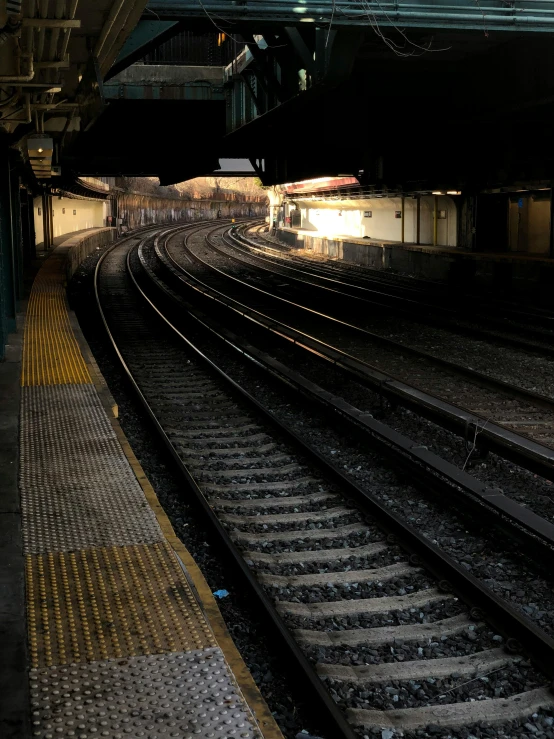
69, 231, 554, 739
168, 231, 554, 529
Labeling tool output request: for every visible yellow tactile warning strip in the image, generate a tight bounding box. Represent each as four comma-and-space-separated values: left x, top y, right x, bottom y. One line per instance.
20, 236, 284, 739
25, 540, 216, 669
21, 251, 91, 386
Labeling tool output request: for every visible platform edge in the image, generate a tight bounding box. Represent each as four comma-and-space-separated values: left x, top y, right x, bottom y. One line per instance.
69, 291, 284, 739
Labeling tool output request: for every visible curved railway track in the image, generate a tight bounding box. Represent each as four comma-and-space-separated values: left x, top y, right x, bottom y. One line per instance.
94, 222, 554, 739
154, 221, 554, 488
240, 223, 554, 342
145, 224, 554, 561
228, 222, 554, 353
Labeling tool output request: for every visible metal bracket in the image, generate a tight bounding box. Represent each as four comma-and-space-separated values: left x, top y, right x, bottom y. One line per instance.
75, 56, 106, 132
284, 27, 317, 79
240, 70, 263, 114
246, 35, 285, 103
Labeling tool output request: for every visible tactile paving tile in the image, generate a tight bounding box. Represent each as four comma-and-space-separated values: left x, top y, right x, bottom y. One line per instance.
30, 648, 263, 739
20, 384, 162, 553
22, 252, 91, 386
26, 542, 217, 668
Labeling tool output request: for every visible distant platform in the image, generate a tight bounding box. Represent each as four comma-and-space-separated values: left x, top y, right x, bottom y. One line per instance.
276, 227, 554, 298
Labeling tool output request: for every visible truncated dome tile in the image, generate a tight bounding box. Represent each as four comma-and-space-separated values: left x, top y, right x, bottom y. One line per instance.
29, 649, 263, 738
21, 252, 91, 387
20, 385, 162, 553
26, 542, 216, 668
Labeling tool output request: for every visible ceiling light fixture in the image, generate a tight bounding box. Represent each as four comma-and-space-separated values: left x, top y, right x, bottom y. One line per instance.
27, 135, 54, 179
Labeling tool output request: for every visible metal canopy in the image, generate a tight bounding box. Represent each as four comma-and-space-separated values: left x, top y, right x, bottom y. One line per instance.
0, 0, 150, 178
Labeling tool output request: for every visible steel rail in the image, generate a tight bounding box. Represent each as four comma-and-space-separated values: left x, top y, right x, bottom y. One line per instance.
219, 228, 554, 380
203, 230, 554, 397
94, 224, 361, 739
237, 222, 554, 334
157, 221, 554, 485
103, 221, 554, 702
147, 223, 554, 561
228, 225, 554, 354
244, 226, 554, 380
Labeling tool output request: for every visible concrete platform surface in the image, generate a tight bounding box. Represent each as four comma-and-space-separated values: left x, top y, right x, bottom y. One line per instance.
8, 231, 283, 739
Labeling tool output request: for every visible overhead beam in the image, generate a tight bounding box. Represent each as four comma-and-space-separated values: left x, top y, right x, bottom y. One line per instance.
106, 20, 184, 80
246, 35, 285, 103
34, 57, 71, 69
322, 29, 362, 85
241, 71, 264, 114
143, 0, 554, 33
284, 27, 317, 79
22, 18, 80, 27
95, 1, 151, 78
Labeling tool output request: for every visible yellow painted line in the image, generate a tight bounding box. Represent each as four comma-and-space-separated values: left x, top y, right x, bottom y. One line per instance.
22, 251, 91, 386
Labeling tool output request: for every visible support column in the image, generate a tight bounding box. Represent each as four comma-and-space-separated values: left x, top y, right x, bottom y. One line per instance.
8, 166, 23, 301
472, 195, 478, 252
49, 196, 54, 247
549, 188, 554, 259
0, 147, 18, 354
550, 189, 554, 259
42, 192, 53, 250
433, 195, 438, 246
416, 196, 421, 245
401, 195, 405, 243
20, 189, 36, 266
110, 194, 119, 237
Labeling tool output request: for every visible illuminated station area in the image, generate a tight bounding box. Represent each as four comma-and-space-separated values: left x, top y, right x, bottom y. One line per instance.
273, 178, 551, 255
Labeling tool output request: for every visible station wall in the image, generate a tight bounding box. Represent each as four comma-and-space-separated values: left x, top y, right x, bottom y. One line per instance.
117, 191, 267, 230
34, 197, 108, 246
290, 196, 458, 247
33, 192, 268, 251
508, 192, 551, 255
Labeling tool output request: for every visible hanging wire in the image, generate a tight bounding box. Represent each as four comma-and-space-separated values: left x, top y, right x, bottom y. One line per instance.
196, 0, 290, 48
472, 0, 490, 36
339, 0, 452, 56
198, 0, 240, 37
197, 0, 451, 61
325, 0, 337, 47
144, 7, 161, 20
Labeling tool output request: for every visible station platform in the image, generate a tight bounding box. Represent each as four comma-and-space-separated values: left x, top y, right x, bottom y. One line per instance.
35, 227, 106, 253
2, 230, 282, 739
276, 227, 554, 296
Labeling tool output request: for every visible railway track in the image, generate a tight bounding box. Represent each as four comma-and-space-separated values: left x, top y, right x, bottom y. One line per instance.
232, 223, 554, 353
154, 222, 554, 487
148, 222, 554, 551
94, 223, 554, 739
241, 223, 554, 342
